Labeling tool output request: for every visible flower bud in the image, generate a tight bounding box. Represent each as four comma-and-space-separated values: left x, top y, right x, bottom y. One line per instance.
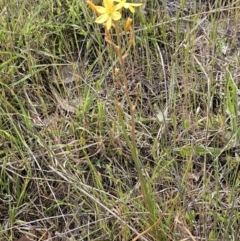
124, 17, 132, 32
87, 1, 98, 14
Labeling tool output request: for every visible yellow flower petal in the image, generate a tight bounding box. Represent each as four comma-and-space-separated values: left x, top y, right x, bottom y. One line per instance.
106, 17, 112, 30
95, 14, 108, 24
95, 6, 107, 14
128, 3, 143, 6
114, 0, 142, 13
104, 0, 113, 8
112, 11, 121, 21
115, 2, 124, 11
128, 5, 135, 13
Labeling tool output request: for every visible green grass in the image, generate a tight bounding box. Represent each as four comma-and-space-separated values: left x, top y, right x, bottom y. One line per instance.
0, 0, 240, 240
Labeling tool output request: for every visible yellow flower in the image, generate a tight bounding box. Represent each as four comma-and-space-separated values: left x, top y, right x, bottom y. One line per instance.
93, 0, 124, 30
114, 0, 142, 13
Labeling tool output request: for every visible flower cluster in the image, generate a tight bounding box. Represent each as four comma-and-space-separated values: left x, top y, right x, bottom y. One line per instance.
87, 0, 142, 30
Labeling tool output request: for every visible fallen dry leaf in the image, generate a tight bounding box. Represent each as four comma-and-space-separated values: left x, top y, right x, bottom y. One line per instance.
15, 235, 33, 241
15, 229, 36, 241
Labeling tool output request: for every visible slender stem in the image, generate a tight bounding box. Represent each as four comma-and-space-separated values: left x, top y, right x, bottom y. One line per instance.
115, 23, 139, 169
114, 23, 154, 218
